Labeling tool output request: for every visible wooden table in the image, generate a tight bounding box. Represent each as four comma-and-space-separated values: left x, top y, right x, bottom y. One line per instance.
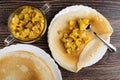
0, 0, 120, 80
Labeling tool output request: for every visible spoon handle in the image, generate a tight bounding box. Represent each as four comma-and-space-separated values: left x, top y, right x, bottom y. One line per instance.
92, 31, 116, 52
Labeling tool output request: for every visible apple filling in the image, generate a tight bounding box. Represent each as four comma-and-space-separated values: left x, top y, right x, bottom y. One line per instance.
61, 19, 90, 54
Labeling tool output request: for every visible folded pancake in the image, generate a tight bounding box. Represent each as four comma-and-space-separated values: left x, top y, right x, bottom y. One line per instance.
48, 5, 113, 72
0, 51, 55, 80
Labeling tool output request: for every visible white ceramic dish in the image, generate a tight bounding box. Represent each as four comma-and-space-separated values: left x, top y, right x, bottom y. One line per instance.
0, 44, 62, 80
48, 5, 108, 68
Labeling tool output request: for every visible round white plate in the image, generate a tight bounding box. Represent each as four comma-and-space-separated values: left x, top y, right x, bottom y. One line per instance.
48, 5, 108, 68
0, 44, 62, 80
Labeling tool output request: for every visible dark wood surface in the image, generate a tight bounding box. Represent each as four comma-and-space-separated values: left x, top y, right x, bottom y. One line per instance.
0, 0, 120, 80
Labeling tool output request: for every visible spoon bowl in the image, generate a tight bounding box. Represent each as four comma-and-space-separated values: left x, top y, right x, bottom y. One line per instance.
86, 24, 91, 31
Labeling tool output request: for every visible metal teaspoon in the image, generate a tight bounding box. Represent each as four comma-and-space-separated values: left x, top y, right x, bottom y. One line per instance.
86, 24, 116, 52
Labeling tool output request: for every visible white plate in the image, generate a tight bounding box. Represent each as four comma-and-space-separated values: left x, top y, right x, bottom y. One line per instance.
0, 44, 62, 80
48, 5, 108, 68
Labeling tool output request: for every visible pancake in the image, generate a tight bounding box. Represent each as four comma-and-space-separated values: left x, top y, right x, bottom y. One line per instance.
0, 51, 55, 80
48, 5, 113, 72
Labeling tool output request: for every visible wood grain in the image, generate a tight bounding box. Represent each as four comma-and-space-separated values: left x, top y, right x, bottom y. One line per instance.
0, 0, 120, 80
